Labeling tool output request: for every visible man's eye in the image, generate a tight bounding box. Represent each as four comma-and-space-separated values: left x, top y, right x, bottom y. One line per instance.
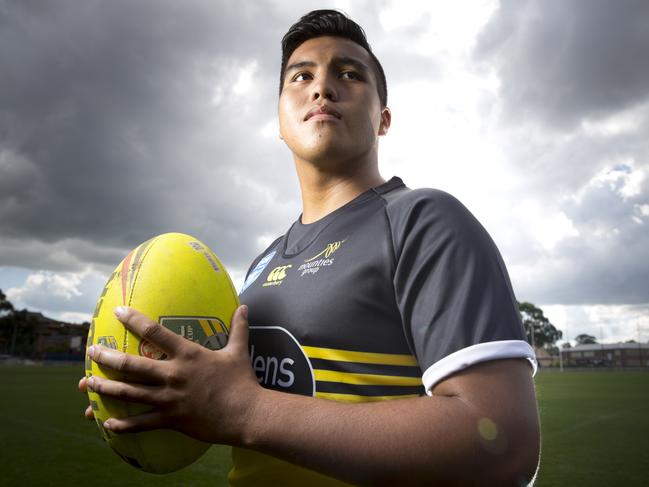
340, 71, 362, 81
293, 73, 312, 82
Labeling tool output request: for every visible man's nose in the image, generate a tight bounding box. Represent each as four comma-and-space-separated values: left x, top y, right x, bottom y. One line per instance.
311, 73, 338, 102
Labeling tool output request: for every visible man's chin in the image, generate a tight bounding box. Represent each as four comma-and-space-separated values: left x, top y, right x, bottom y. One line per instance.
296, 145, 355, 167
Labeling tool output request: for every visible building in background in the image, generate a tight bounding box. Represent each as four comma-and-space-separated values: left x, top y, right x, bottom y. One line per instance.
560, 343, 649, 368
0, 310, 89, 361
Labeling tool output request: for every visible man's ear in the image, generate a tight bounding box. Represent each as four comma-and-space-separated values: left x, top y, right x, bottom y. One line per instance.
379, 107, 391, 136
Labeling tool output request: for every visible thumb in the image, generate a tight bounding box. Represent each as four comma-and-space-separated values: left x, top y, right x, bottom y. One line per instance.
227, 305, 249, 352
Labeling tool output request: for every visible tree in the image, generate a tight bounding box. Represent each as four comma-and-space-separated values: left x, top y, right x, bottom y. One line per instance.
518, 301, 562, 349
545, 344, 559, 356
0, 292, 38, 356
3, 309, 38, 356
0, 289, 14, 315
575, 333, 597, 345
0, 289, 15, 352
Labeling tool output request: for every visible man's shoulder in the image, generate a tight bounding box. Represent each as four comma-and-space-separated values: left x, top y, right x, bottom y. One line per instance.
377, 180, 493, 259
380, 182, 473, 226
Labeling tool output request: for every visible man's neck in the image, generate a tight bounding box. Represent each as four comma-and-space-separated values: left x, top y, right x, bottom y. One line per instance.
295, 159, 385, 224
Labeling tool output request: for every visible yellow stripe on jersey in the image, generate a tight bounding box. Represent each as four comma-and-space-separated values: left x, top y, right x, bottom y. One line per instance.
316, 391, 421, 403
313, 369, 422, 386
302, 346, 418, 366
198, 319, 215, 337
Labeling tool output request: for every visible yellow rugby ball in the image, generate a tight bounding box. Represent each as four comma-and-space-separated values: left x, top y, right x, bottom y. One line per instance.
85, 233, 239, 473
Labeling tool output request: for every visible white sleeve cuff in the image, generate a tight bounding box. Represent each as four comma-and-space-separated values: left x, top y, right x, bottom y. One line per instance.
422, 340, 537, 395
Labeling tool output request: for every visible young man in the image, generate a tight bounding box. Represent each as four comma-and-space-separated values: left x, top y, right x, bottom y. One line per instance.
81, 10, 540, 486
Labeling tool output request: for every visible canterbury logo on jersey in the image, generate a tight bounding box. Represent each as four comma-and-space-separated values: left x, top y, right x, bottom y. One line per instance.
262, 265, 292, 287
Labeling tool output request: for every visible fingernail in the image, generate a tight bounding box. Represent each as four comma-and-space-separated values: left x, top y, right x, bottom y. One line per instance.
241, 305, 248, 320
114, 306, 126, 318
87, 346, 95, 358
103, 420, 112, 430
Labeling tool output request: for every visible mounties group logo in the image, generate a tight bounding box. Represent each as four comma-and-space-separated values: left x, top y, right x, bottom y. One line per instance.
298, 239, 346, 277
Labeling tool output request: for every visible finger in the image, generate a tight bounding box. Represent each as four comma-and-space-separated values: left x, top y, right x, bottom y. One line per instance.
104, 411, 166, 434
80, 377, 95, 420
78, 376, 88, 393
114, 306, 183, 356
86, 375, 160, 405
227, 305, 249, 353
87, 344, 167, 383
84, 405, 95, 420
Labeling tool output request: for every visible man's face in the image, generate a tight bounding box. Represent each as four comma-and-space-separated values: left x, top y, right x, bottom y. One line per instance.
278, 36, 390, 168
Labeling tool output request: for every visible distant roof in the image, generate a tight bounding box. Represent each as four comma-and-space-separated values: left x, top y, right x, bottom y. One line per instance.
567, 343, 649, 351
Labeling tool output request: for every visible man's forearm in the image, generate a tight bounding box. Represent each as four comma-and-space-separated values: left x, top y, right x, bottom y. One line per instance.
239, 360, 539, 486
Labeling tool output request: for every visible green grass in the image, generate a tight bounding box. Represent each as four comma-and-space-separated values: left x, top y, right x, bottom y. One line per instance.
1, 365, 648, 486
0, 364, 231, 486
534, 370, 649, 486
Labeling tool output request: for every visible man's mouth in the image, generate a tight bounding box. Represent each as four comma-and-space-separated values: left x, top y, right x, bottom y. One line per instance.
304, 105, 342, 121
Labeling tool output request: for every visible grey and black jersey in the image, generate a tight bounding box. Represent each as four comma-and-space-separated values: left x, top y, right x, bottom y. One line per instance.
231, 176, 536, 486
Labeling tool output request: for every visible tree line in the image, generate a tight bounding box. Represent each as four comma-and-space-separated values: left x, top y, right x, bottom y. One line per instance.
0, 288, 606, 357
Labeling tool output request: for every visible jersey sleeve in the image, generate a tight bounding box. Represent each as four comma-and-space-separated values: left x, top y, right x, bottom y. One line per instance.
388, 189, 536, 394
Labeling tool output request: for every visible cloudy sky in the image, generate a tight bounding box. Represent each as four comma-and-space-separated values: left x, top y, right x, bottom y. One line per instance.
1, 0, 648, 345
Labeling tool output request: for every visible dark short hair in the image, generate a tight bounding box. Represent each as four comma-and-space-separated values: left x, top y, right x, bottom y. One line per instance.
280, 9, 388, 107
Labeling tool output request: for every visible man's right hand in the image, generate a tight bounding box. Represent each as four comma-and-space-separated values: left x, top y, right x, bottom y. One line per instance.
77, 305, 261, 446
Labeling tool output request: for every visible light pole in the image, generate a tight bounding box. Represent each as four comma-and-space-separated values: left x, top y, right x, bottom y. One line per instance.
638, 322, 645, 368
560, 323, 569, 371
530, 324, 535, 350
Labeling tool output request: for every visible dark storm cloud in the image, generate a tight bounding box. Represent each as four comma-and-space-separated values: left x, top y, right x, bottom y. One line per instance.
562, 162, 649, 305
472, 0, 649, 306
524, 173, 649, 306
499, 106, 649, 198
0, 0, 301, 273
501, 110, 649, 305
475, 0, 649, 130
0, 236, 128, 273
3, 0, 648, 317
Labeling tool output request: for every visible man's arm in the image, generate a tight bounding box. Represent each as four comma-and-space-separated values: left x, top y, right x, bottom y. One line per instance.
242, 358, 539, 486
84, 306, 540, 486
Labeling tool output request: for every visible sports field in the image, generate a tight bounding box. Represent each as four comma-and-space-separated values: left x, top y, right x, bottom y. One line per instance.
1, 365, 647, 486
